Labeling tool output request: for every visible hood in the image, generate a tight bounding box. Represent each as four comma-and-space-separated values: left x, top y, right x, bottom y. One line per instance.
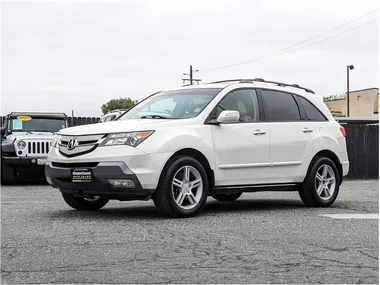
4, 132, 55, 142
58, 119, 179, 136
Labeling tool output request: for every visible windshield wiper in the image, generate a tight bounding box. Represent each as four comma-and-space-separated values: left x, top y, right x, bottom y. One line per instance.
140, 115, 171, 119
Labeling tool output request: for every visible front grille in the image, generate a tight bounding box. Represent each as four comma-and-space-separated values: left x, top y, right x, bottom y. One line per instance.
27, 141, 50, 155
51, 162, 99, 168
58, 134, 106, 157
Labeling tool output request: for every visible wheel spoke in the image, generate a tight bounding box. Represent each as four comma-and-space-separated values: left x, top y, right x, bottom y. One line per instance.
326, 177, 335, 185
187, 192, 197, 205
323, 187, 331, 198
173, 178, 183, 188
191, 178, 202, 190
184, 166, 191, 181
316, 183, 324, 195
176, 192, 186, 206
316, 173, 323, 182
322, 165, 328, 177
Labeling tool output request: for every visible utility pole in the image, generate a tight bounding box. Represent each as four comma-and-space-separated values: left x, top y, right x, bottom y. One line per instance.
346, 65, 355, 117
182, 65, 202, 85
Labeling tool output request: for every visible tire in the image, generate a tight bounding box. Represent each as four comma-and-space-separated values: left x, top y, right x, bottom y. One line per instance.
212, 192, 242, 202
1, 160, 15, 185
62, 194, 109, 211
153, 155, 209, 218
298, 156, 340, 207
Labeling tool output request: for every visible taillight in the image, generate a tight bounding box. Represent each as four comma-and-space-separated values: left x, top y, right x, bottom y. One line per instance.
339, 125, 346, 137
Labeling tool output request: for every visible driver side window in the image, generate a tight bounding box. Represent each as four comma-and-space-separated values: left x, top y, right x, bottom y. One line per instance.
216, 89, 260, 123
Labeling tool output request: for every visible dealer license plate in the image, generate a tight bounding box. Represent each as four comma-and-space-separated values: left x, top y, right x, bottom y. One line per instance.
71, 168, 94, 183
37, 158, 47, 165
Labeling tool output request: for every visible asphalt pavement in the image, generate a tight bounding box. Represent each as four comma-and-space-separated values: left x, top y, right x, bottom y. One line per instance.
1, 180, 378, 284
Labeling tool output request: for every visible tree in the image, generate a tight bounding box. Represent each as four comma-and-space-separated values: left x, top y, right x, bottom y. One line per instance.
101, 97, 138, 115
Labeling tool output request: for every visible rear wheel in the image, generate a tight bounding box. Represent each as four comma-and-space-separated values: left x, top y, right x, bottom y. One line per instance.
153, 156, 209, 218
298, 156, 340, 207
62, 194, 109, 211
1, 160, 15, 185
212, 193, 242, 202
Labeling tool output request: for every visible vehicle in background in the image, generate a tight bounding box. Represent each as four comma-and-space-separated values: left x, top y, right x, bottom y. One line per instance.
1, 112, 68, 185
99, 109, 129, 123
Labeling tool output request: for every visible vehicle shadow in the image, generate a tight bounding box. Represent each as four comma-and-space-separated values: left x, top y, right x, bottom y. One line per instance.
47, 199, 307, 221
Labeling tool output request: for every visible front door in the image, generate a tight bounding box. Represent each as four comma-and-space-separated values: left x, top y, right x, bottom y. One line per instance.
210, 88, 271, 186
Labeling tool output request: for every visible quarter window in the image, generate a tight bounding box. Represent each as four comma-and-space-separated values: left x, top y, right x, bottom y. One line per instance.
261, 90, 300, 122
216, 89, 260, 123
297, 96, 327, 121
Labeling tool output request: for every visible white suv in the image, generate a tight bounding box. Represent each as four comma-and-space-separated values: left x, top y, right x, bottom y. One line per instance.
46, 78, 349, 218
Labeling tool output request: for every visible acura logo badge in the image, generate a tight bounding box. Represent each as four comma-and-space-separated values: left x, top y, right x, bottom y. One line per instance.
67, 138, 78, 150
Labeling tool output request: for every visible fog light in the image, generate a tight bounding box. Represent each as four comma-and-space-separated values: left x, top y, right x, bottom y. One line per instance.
31, 159, 36, 163
109, 179, 135, 188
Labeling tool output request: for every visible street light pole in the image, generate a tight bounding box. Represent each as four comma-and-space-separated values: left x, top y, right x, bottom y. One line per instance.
347, 65, 354, 117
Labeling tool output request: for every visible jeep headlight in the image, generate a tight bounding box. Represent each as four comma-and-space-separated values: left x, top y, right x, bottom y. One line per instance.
17, 140, 26, 149
51, 135, 60, 147
101, 131, 154, 147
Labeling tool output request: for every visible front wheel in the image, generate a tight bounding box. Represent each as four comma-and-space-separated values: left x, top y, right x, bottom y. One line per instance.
298, 156, 340, 207
212, 193, 242, 202
153, 156, 209, 218
62, 194, 109, 211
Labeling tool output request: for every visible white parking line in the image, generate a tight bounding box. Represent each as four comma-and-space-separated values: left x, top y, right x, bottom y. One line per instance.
320, 213, 379, 219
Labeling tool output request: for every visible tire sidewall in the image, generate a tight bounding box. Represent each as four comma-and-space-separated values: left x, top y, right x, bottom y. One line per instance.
309, 157, 340, 206
164, 156, 209, 216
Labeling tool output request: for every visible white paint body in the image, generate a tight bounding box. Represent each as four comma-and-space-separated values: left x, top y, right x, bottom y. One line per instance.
47, 82, 350, 190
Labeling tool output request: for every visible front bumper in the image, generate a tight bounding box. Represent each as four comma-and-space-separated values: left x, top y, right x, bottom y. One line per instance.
2, 156, 47, 166
45, 162, 155, 201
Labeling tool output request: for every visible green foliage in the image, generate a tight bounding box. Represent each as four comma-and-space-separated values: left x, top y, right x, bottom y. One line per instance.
101, 97, 138, 115
323, 93, 345, 102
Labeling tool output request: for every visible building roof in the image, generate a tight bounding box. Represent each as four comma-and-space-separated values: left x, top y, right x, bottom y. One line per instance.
347, 87, 379, 94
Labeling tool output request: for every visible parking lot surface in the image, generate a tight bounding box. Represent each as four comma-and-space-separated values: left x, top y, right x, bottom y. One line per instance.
1, 180, 378, 284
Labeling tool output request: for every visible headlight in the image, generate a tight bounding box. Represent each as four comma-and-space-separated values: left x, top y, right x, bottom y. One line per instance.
100, 131, 154, 147
50, 135, 60, 147
17, 140, 26, 149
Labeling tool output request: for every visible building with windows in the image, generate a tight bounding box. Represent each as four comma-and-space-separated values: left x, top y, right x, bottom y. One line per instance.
325, 88, 379, 117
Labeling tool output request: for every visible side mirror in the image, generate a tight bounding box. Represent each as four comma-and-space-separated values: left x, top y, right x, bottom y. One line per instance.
217, 110, 240, 124
0, 127, 5, 137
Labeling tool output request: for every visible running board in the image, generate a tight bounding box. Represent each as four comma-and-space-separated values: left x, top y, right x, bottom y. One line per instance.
212, 183, 299, 195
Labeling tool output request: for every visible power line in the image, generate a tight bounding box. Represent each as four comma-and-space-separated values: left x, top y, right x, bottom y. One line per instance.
200, 9, 379, 72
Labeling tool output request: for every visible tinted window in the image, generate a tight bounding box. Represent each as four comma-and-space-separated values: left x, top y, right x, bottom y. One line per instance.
216, 89, 260, 123
298, 96, 327, 121
261, 90, 300, 122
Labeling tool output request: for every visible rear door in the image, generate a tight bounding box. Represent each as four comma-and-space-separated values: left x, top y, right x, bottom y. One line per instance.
259, 89, 314, 182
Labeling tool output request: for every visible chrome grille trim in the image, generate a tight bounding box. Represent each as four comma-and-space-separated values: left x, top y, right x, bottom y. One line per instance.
58, 134, 106, 157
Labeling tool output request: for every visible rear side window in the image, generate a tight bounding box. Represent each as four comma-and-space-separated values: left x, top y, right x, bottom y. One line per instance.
261, 90, 300, 122
297, 96, 327, 121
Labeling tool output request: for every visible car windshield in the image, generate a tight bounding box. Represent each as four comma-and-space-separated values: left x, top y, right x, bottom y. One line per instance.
10, 117, 66, 133
118, 88, 222, 120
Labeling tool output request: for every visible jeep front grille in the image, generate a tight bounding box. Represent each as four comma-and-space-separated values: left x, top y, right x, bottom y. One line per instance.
27, 141, 50, 155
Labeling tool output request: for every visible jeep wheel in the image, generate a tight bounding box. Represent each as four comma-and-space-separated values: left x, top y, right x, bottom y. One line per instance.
298, 156, 340, 207
1, 161, 15, 185
153, 156, 209, 218
212, 192, 242, 202
62, 194, 109, 211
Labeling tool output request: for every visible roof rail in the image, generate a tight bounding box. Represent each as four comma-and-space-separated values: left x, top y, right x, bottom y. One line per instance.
206, 78, 315, 94
250, 78, 315, 94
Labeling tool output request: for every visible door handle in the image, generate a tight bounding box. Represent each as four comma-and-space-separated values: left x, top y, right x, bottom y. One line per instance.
303, 128, 313, 133
253, 129, 266, 135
